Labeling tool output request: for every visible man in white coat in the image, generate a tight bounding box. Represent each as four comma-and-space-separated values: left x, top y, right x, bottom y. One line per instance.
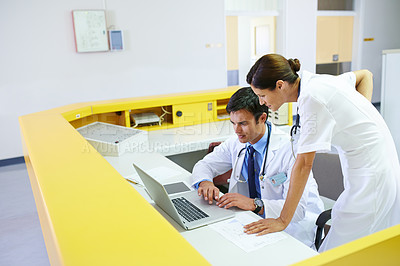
191, 87, 324, 248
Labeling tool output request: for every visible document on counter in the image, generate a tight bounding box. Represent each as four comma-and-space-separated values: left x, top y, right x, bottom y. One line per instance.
209, 212, 287, 253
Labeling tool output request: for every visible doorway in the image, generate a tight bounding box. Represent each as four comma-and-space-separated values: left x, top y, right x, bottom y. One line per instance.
226, 16, 276, 87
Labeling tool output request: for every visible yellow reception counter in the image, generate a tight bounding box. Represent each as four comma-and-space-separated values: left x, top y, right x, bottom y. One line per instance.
19, 87, 400, 265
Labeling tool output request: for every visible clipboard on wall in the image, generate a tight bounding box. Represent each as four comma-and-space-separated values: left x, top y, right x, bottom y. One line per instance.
72, 10, 109, 53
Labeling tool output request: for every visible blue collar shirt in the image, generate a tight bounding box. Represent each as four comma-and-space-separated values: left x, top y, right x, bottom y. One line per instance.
241, 127, 270, 199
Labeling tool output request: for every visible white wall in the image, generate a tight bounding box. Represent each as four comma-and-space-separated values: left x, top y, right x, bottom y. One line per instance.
237, 16, 252, 87
237, 0, 317, 87
279, 0, 317, 114
357, 0, 400, 102
0, 0, 226, 160
282, 0, 317, 74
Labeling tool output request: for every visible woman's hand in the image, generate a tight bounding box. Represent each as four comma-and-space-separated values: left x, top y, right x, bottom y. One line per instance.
244, 217, 287, 236
354, 69, 373, 101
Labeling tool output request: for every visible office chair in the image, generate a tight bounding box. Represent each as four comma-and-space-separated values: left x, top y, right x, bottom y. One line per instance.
315, 209, 332, 250
207, 142, 231, 194
312, 152, 343, 251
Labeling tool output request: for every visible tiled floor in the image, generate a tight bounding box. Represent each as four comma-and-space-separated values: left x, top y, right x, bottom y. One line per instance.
0, 163, 50, 266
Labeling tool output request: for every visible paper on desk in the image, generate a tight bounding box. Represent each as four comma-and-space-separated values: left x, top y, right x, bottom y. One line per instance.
146, 166, 182, 182
209, 212, 287, 253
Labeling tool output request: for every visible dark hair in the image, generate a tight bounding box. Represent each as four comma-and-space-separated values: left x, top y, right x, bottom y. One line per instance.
246, 54, 301, 90
226, 87, 269, 122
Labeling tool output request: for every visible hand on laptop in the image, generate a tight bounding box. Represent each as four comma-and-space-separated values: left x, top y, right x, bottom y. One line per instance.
216, 193, 255, 211
198, 181, 220, 204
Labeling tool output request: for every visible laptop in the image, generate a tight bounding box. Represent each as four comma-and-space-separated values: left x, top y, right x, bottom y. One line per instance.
133, 163, 235, 230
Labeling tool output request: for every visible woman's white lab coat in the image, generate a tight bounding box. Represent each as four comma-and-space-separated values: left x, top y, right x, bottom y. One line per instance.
297, 71, 400, 251
191, 129, 324, 247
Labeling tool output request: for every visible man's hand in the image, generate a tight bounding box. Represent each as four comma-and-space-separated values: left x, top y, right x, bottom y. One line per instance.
198, 181, 220, 204
243, 217, 287, 236
217, 193, 255, 211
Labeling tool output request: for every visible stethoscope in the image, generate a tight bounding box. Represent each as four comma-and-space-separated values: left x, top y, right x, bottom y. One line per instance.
290, 80, 301, 160
234, 121, 271, 184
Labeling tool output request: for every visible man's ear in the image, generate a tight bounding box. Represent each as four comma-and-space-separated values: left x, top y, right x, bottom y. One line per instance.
259, 112, 268, 123
276, 80, 284, 90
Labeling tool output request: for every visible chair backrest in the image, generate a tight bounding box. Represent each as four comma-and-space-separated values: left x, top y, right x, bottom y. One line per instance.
207, 142, 231, 192
312, 153, 344, 250
312, 153, 344, 201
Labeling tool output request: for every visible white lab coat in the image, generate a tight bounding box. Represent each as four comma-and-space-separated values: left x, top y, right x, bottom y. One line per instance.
191, 127, 324, 247
297, 71, 400, 252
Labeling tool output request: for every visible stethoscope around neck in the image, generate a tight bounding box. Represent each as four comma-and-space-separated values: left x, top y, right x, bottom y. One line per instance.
290, 79, 301, 160
234, 121, 272, 183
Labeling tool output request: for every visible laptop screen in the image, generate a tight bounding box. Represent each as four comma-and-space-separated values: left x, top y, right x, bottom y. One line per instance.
164, 182, 191, 195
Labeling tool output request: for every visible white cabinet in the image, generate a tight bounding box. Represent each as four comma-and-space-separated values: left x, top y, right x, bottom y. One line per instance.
381, 49, 400, 158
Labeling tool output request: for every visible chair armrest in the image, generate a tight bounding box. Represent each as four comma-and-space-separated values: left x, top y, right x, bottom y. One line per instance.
208, 142, 222, 153
316, 209, 332, 227
315, 209, 332, 250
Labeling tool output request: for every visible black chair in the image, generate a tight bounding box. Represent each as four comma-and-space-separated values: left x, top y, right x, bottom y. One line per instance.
312, 153, 344, 251
315, 209, 332, 250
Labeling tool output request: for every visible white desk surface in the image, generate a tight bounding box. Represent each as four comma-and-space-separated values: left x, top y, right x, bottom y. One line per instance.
104, 139, 318, 265
145, 120, 236, 156
144, 120, 291, 156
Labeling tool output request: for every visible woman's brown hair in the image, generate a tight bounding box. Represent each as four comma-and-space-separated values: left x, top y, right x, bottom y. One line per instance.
247, 54, 301, 90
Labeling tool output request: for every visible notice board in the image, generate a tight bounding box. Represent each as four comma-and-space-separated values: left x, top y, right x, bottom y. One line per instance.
72, 10, 109, 53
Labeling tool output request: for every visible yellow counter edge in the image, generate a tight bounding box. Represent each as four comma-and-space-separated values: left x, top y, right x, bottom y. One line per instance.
293, 224, 400, 266
19, 112, 209, 265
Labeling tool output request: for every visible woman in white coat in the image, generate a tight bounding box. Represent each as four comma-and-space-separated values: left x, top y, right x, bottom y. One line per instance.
244, 54, 400, 252
191, 87, 324, 247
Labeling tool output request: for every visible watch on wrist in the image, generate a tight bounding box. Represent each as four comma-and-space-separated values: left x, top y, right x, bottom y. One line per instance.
253, 198, 264, 214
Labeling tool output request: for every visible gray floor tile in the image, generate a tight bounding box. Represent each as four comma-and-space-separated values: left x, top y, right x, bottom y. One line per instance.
0, 163, 50, 266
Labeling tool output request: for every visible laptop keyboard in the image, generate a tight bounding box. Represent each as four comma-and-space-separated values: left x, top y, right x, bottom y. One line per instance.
172, 197, 209, 222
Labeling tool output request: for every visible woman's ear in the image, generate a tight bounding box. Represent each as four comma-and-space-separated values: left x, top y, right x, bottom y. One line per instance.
276, 80, 284, 90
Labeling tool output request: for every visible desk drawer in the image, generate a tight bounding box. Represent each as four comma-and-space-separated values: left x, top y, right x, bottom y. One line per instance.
172, 101, 215, 126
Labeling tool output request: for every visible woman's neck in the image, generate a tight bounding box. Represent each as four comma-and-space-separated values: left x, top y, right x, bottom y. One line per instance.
287, 78, 301, 102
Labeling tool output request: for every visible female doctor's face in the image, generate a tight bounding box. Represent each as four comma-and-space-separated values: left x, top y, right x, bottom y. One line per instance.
251, 82, 286, 112
230, 109, 266, 145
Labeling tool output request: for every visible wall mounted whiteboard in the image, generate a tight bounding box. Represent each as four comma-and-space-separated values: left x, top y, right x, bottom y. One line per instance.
72, 10, 109, 53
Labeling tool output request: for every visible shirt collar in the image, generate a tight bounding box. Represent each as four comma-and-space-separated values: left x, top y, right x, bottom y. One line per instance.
299, 70, 313, 98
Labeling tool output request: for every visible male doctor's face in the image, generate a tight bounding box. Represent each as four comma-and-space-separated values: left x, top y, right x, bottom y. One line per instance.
230, 109, 266, 145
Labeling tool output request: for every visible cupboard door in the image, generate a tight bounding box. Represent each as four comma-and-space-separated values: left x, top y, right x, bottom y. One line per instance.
317, 16, 353, 64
